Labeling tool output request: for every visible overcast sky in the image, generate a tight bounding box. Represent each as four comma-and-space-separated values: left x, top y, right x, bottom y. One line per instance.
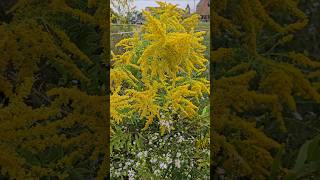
135, 0, 201, 12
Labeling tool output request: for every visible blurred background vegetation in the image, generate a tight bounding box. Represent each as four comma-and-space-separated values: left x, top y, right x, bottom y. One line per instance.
0, 0, 109, 179
212, 0, 320, 179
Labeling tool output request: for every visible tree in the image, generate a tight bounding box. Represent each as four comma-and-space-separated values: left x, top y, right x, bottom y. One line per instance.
111, 0, 136, 24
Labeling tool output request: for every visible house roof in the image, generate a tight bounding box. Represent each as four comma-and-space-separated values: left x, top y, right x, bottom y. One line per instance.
196, 0, 210, 16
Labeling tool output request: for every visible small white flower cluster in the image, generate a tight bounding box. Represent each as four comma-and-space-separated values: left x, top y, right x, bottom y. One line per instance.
156, 132, 203, 177
110, 159, 137, 178
136, 150, 148, 159
158, 112, 174, 133
111, 125, 210, 179
128, 169, 135, 180
175, 159, 181, 168
159, 162, 167, 169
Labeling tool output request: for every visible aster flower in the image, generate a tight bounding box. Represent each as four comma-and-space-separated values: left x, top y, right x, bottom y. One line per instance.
175, 159, 181, 168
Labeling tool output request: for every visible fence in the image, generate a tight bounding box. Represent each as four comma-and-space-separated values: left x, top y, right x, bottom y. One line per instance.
111, 23, 210, 35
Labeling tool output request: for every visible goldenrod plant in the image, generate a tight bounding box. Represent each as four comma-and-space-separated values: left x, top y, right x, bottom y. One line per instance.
212, 0, 320, 179
110, 2, 210, 179
0, 0, 109, 179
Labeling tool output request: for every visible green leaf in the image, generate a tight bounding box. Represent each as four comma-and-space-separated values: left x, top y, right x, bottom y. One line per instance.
286, 135, 320, 180
201, 105, 209, 117
68, 169, 85, 180
293, 162, 320, 179
307, 135, 320, 162
269, 146, 284, 180
293, 138, 312, 172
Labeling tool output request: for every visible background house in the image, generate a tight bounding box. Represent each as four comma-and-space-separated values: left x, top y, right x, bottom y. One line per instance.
196, 0, 210, 22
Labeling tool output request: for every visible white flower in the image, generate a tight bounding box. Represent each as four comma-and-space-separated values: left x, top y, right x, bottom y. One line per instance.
190, 160, 194, 167
154, 169, 160, 175
128, 169, 135, 179
144, 151, 148, 156
175, 159, 181, 168
177, 135, 185, 143
128, 169, 134, 175
176, 152, 181, 158
115, 171, 121, 177
166, 156, 172, 164
152, 136, 157, 141
150, 158, 157, 164
137, 152, 143, 159
159, 120, 173, 132
160, 162, 168, 169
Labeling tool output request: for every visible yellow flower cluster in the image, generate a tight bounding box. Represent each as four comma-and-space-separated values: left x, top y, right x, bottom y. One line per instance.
110, 1, 209, 135
0, 1, 110, 178
212, 0, 320, 178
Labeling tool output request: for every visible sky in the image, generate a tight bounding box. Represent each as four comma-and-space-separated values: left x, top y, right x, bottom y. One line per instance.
135, 0, 201, 12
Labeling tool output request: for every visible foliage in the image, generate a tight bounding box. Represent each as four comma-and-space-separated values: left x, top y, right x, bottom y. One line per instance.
111, 118, 210, 179
111, 0, 136, 24
286, 135, 320, 179
0, 0, 109, 179
212, 0, 320, 179
110, 1, 210, 179
111, 1, 209, 133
